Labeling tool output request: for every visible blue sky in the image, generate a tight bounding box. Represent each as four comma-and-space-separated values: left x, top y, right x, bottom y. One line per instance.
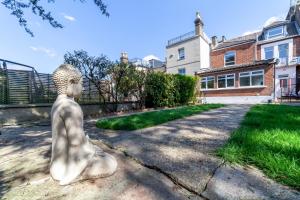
0, 0, 289, 73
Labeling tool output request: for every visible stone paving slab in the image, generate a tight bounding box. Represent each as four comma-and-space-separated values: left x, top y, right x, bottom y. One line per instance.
86, 104, 300, 199
86, 105, 251, 194
202, 164, 300, 200
1, 105, 300, 200
0, 126, 201, 200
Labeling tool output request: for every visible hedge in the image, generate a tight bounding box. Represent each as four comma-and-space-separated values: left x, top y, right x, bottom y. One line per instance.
145, 72, 198, 108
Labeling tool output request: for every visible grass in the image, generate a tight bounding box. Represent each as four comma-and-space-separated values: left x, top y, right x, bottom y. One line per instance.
218, 104, 300, 190
96, 104, 224, 131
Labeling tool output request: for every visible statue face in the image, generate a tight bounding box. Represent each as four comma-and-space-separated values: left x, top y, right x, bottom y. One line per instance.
66, 78, 83, 98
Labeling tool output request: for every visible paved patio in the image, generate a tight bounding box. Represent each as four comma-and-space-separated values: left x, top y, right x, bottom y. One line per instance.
1, 105, 299, 200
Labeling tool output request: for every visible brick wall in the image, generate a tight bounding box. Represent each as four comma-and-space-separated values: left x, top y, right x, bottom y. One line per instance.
198, 64, 274, 97
257, 45, 261, 60
293, 36, 300, 57
210, 42, 256, 68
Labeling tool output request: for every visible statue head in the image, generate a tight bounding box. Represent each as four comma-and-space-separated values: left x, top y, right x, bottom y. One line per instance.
53, 64, 83, 98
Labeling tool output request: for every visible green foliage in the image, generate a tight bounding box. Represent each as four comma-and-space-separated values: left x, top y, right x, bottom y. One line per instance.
173, 74, 198, 105
2, 0, 109, 37
96, 104, 223, 130
145, 72, 198, 108
145, 72, 175, 108
218, 105, 300, 190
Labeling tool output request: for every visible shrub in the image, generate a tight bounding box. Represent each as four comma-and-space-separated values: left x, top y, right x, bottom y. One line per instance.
173, 74, 198, 105
145, 72, 198, 108
145, 72, 175, 108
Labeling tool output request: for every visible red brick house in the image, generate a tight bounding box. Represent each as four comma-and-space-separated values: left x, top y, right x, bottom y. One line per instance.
196, 2, 300, 104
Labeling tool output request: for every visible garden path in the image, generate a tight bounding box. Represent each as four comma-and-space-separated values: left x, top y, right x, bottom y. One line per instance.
1, 105, 299, 199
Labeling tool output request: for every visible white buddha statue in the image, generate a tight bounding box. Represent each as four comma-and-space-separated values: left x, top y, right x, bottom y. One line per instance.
50, 64, 117, 185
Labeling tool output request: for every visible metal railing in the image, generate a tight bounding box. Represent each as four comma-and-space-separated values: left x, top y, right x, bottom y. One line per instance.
167, 30, 196, 46
280, 82, 300, 102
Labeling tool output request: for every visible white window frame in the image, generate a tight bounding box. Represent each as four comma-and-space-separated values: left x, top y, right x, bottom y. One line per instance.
178, 48, 185, 60
224, 51, 236, 66
178, 68, 186, 75
217, 74, 235, 89
201, 76, 215, 90
278, 43, 289, 59
239, 70, 264, 87
266, 26, 284, 39
264, 46, 274, 59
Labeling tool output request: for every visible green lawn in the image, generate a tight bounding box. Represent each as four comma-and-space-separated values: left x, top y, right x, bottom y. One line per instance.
96, 104, 224, 131
218, 104, 300, 190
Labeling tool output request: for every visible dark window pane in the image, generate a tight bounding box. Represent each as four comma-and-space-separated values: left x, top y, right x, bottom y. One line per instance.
240, 76, 250, 86
207, 80, 214, 89
227, 78, 234, 87
218, 79, 226, 88
201, 81, 206, 89
252, 75, 264, 86
225, 52, 235, 66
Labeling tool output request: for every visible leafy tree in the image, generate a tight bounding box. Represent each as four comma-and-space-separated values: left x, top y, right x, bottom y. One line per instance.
2, 0, 109, 36
106, 62, 131, 111
119, 65, 149, 109
64, 50, 113, 105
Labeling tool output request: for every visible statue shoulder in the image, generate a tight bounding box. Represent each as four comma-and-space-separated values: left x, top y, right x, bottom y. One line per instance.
59, 99, 82, 114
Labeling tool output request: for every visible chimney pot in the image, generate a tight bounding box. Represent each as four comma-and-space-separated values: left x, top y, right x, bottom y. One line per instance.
120, 52, 128, 64
211, 36, 218, 48
194, 11, 204, 36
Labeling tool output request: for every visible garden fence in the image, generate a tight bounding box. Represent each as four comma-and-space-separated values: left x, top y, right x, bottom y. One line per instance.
0, 59, 105, 105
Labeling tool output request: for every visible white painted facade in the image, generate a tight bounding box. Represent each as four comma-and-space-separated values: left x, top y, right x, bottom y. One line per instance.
260, 39, 294, 66
201, 96, 273, 104
275, 65, 297, 97
260, 38, 298, 98
166, 36, 210, 75
165, 13, 210, 76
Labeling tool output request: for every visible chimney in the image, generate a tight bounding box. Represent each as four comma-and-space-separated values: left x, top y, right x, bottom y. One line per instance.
194, 12, 204, 36
211, 36, 218, 48
120, 52, 128, 64
220, 35, 226, 43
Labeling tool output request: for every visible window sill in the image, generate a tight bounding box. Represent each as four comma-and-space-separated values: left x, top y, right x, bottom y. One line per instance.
201, 85, 266, 91
178, 58, 185, 61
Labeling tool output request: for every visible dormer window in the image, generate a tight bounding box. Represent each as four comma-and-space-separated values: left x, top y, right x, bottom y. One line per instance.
266, 26, 284, 39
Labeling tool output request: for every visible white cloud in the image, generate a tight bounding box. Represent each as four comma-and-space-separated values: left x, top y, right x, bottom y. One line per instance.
241, 15, 285, 36
263, 15, 285, 27
242, 29, 261, 36
30, 46, 56, 57
62, 13, 76, 21
143, 55, 161, 61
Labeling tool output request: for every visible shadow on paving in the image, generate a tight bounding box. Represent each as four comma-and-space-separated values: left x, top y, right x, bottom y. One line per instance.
86, 105, 251, 194
0, 124, 201, 199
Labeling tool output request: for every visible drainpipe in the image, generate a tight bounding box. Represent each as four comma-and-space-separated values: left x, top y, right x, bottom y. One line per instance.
273, 59, 280, 102
254, 33, 258, 61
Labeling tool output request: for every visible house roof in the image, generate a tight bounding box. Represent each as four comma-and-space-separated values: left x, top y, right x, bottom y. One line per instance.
195, 59, 276, 75
212, 32, 259, 50
258, 21, 299, 41
212, 19, 299, 50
